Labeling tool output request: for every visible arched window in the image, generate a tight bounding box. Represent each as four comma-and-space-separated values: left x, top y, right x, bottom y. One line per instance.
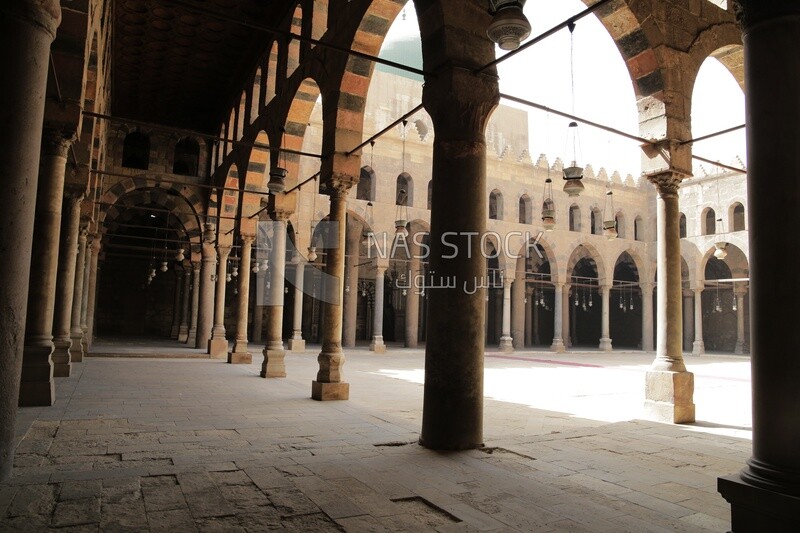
173, 137, 200, 176
357, 167, 375, 201
427, 181, 432, 210
122, 131, 150, 170
704, 208, 716, 235
489, 190, 503, 220
731, 203, 745, 231
590, 208, 602, 235
634, 216, 644, 241
396, 173, 413, 206
679, 213, 687, 238
518, 195, 532, 224
569, 205, 581, 232
615, 212, 625, 239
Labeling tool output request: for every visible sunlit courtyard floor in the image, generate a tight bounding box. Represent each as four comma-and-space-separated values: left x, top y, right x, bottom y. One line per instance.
2, 344, 750, 531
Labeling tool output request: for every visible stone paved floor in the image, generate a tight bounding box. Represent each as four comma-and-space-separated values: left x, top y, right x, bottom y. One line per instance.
1, 344, 750, 531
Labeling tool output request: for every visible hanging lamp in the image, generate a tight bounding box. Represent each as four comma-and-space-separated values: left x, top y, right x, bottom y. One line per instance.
487, 1, 531, 51
541, 177, 556, 231
713, 176, 727, 259
602, 189, 618, 240
363, 201, 375, 240
268, 127, 288, 194
308, 176, 319, 262
395, 120, 409, 238
562, 22, 584, 197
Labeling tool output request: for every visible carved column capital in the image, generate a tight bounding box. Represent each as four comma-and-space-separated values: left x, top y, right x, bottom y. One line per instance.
216, 245, 232, 261
646, 171, 684, 199
733, 0, 800, 31
4, 0, 62, 38
41, 129, 75, 158
240, 234, 256, 245
327, 173, 357, 199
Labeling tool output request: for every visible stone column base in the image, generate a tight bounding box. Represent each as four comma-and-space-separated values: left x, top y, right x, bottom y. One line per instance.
734, 341, 745, 355
228, 351, 252, 364
261, 347, 286, 378
171, 326, 180, 339
178, 327, 189, 343
692, 340, 705, 355
369, 337, 386, 354
187, 329, 197, 346
70, 333, 84, 363
499, 336, 514, 353
208, 338, 228, 359
644, 370, 695, 423
599, 337, 612, 352
52, 340, 72, 377
718, 473, 800, 531
19, 345, 55, 407
288, 338, 306, 352
550, 339, 565, 353
312, 381, 349, 401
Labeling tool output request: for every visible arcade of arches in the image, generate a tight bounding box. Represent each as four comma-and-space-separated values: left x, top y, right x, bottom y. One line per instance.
1, 0, 799, 529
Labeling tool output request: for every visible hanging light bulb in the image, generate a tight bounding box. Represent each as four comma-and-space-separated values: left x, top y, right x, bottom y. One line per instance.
284, 286, 289, 294
403, 289, 408, 297
226, 272, 232, 282
174, 247, 185, 262
261, 259, 269, 271
160, 261, 168, 273
266, 280, 271, 289
487, 0, 532, 51
234, 286, 238, 295
345, 285, 350, 294
541, 178, 556, 231
232, 266, 239, 278
588, 290, 593, 307
307, 246, 318, 262
252, 262, 260, 274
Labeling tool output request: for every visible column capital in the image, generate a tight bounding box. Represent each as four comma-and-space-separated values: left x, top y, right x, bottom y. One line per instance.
192, 261, 201, 273
733, 1, 800, 31
216, 244, 232, 260
422, 67, 499, 139
327, 173, 357, 199
640, 281, 655, 291
63, 187, 85, 203
4, 0, 62, 38
645, 170, 688, 198
41, 129, 75, 158
240, 234, 256, 245
270, 209, 292, 222
692, 285, 704, 294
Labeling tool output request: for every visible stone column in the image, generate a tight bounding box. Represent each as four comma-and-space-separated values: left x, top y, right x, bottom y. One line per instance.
52, 194, 83, 377
20, 131, 72, 406
498, 280, 513, 352
511, 275, 525, 350
68, 228, 88, 362
85, 241, 100, 349
718, 4, 800, 528
262, 215, 288, 377
404, 256, 420, 348
692, 287, 705, 355
642, 282, 655, 352
599, 285, 612, 351
187, 262, 200, 346
313, 178, 353, 399
418, 63, 499, 450
0, 0, 62, 482
551, 283, 565, 352
525, 288, 533, 346
208, 245, 231, 357
563, 283, 571, 348
229, 235, 254, 363
196, 241, 216, 349
170, 270, 183, 339
342, 227, 360, 348
79, 236, 92, 356
288, 258, 306, 352
178, 266, 191, 342
644, 173, 694, 423
734, 289, 746, 355
682, 289, 693, 353
369, 266, 387, 353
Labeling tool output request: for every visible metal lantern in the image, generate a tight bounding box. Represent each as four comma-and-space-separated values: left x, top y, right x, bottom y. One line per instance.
542, 178, 556, 231
714, 242, 728, 260
307, 246, 318, 262
267, 167, 287, 194
174, 247, 185, 262
602, 190, 618, 240
159, 261, 168, 273
486, 1, 531, 51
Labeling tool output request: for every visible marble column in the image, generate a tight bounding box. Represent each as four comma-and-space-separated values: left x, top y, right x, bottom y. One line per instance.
404, 256, 420, 348
288, 258, 306, 352
20, 130, 72, 406
734, 289, 746, 355
551, 283, 565, 352
170, 271, 183, 339
563, 283, 571, 348
599, 285, 612, 351
52, 194, 83, 377
511, 276, 525, 350
208, 245, 231, 357
187, 262, 200, 346
313, 179, 352, 399
178, 266, 191, 342
369, 266, 386, 353
68, 228, 88, 362
85, 241, 101, 349
692, 287, 705, 355
79, 236, 92, 356
498, 280, 513, 352
525, 288, 533, 347
229, 236, 254, 363
718, 3, 800, 528
0, 0, 62, 482
196, 241, 216, 349
342, 227, 360, 348
641, 282, 655, 352
644, 173, 694, 423
262, 216, 288, 377
682, 290, 693, 353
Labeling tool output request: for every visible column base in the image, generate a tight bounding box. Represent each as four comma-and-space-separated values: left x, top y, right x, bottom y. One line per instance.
261, 346, 286, 378
227, 351, 252, 364
311, 381, 349, 401
369, 336, 386, 354
208, 337, 228, 359
170, 326, 180, 339
499, 336, 514, 353
52, 339, 72, 377
692, 340, 705, 355
19, 344, 55, 407
643, 370, 695, 424
599, 337, 613, 352
550, 339, 565, 353
80, 329, 89, 357
734, 340, 745, 355
70, 333, 85, 363
718, 473, 800, 531
178, 326, 189, 343
187, 329, 197, 346
288, 338, 306, 352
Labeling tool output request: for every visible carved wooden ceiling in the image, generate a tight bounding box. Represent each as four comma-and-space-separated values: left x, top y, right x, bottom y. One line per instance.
113, 0, 293, 132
